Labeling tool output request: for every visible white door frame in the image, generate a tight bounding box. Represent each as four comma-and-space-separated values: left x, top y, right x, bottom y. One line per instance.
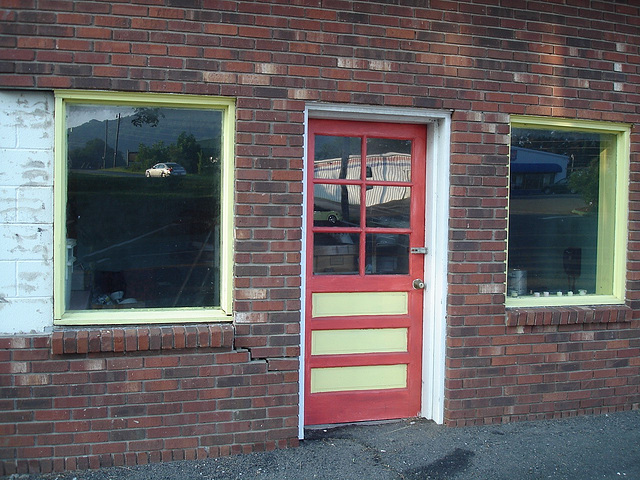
299, 104, 451, 438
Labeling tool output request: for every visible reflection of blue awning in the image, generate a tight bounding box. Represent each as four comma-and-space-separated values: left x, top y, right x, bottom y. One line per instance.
511, 162, 562, 173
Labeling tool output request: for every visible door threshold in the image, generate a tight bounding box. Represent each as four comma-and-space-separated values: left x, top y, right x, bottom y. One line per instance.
304, 417, 420, 435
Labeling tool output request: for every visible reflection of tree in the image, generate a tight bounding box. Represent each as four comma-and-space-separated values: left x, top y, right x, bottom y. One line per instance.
134, 141, 176, 171
176, 132, 202, 173
69, 138, 122, 169
367, 138, 411, 155
512, 128, 601, 206
315, 136, 359, 161
133, 132, 203, 173
315, 136, 411, 160
569, 159, 599, 207
131, 107, 164, 128
512, 129, 599, 173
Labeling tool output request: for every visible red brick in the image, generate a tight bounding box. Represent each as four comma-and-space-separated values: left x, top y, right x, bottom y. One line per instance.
98, 330, 112, 352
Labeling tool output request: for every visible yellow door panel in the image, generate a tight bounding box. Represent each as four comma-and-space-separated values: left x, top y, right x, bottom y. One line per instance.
310, 364, 407, 393
312, 291, 408, 318
311, 328, 408, 355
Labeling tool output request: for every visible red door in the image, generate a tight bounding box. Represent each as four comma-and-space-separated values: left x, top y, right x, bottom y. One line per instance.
305, 119, 426, 425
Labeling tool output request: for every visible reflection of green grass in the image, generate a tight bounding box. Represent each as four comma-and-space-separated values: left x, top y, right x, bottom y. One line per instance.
68, 172, 220, 255
104, 167, 137, 175
70, 171, 218, 198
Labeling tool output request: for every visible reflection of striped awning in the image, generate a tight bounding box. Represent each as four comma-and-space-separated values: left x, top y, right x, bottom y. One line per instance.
511, 162, 562, 173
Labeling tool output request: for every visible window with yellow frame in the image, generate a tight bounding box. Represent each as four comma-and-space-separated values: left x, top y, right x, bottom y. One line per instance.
54, 91, 235, 325
507, 117, 629, 307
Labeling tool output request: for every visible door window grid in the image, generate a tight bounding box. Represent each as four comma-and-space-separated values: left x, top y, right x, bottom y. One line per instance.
312, 134, 414, 276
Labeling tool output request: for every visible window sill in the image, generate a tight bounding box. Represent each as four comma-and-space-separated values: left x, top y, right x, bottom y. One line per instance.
506, 304, 632, 327
505, 294, 624, 308
54, 308, 232, 326
51, 324, 234, 355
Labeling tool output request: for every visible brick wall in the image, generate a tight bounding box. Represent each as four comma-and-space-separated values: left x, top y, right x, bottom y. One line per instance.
1, 0, 640, 474
447, 308, 640, 426
0, 326, 298, 475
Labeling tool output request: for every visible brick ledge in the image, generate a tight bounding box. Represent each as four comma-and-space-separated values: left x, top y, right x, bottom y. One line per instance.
51, 324, 234, 355
506, 304, 632, 327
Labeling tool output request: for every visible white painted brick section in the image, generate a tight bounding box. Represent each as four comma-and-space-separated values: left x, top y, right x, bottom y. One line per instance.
0, 186, 17, 223
0, 91, 54, 150
1, 224, 52, 262
17, 260, 53, 297
0, 148, 52, 185
0, 298, 53, 334
0, 91, 54, 334
0, 261, 17, 297
17, 186, 53, 224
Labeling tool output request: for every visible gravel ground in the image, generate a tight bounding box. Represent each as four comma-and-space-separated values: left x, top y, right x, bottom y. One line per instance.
12, 410, 640, 480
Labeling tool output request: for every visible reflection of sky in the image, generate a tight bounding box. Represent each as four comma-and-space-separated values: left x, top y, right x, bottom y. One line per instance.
66, 105, 135, 128
66, 105, 219, 151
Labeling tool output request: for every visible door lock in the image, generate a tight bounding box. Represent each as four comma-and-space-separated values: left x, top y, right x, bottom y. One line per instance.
412, 278, 425, 290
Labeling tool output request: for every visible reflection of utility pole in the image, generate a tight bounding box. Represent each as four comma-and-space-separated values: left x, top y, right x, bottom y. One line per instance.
102, 120, 108, 169
340, 138, 350, 222
569, 154, 575, 176
112, 113, 121, 168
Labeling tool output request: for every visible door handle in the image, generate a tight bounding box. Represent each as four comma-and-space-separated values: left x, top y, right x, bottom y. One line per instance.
412, 278, 425, 290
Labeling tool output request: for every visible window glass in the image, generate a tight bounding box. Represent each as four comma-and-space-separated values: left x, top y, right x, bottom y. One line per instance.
313, 183, 361, 227
366, 186, 410, 229
314, 136, 361, 180
365, 138, 412, 182
508, 125, 621, 301
313, 232, 359, 275
365, 234, 409, 275
311, 132, 418, 278
64, 103, 223, 311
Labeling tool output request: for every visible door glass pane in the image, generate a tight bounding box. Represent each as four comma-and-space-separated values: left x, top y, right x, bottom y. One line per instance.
365, 234, 409, 275
366, 138, 412, 182
366, 186, 411, 228
313, 233, 359, 275
314, 136, 361, 180
314, 184, 361, 227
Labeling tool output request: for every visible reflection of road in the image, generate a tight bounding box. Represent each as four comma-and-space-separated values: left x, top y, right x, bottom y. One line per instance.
510, 194, 587, 215
82, 224, 174, 260
70, 169, 143, 178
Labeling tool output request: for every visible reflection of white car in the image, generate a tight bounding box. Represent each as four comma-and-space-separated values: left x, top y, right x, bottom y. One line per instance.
145, 163, 187, 177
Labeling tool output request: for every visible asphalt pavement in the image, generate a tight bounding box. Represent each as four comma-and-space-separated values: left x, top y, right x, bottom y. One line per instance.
13, 409, 640, 480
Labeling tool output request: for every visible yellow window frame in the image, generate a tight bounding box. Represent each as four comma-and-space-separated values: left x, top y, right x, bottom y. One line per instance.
53, 90, 235, 325
507, 116, 630, 308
